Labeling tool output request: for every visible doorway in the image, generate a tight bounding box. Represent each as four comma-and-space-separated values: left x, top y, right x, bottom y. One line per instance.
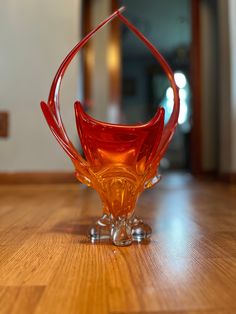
119, 0, 192, 171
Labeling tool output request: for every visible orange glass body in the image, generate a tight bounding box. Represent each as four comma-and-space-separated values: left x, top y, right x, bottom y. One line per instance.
40, 7, 180, 245
74, 102, 164, 217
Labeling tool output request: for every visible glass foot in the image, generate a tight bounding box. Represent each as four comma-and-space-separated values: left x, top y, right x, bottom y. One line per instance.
88, 214, 152, 246
88, 213, 112, 243
111, 217, 133, 246
131, 216, 152, 243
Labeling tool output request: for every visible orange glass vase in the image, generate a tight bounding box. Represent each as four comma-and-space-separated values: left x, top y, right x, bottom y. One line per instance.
40, 7, 180, 246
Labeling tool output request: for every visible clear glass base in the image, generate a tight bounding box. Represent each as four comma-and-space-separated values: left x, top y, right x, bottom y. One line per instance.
88, 214, 152, 246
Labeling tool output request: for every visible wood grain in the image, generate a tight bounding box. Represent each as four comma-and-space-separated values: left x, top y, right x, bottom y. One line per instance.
0, 173, 236, 314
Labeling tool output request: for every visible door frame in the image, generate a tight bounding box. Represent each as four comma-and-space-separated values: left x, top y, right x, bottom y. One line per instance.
190, 0, 202, 175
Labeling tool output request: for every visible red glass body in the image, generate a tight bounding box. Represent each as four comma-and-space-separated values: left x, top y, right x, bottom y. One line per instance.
40, 7, 180, 244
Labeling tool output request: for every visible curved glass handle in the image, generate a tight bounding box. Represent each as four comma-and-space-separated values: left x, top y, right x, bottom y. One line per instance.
40, 6, 179, 184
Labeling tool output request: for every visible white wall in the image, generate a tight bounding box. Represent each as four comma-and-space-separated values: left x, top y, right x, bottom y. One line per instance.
218, 0, 236, 173
200, 0, 236, 174
229, 0, 236, 172
0, 0, 82, 171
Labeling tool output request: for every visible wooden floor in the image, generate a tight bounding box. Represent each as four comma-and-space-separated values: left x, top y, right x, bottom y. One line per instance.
0, 173, 236, 314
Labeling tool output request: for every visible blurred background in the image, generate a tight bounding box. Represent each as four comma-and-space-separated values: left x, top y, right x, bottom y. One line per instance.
0, 0, 235, 183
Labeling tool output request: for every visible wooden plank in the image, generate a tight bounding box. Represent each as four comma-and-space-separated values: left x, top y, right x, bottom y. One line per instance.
0, 174, 235, 313
0, 185, 83, 285
0, 286, 44, 314
0, 172, 76, 184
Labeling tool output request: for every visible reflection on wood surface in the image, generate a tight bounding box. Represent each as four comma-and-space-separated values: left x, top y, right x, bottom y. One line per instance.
0, 173, 236, 314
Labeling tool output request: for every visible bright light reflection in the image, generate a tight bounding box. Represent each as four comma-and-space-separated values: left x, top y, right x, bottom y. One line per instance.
174, 72, 187, 89
178, 101, 188, 125
154, 185, 199, 276
166, 86, 174, 99
179, 88, 187, 100
165, 86, 188, 125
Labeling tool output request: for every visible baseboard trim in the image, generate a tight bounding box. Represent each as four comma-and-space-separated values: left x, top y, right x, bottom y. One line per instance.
219, 173, 236, 184
197, 171, 236, 184
0, 172, 77, 184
